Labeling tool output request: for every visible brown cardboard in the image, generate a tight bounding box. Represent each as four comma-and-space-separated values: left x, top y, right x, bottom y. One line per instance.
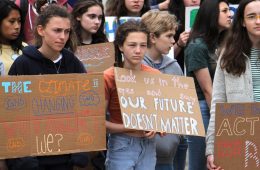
114, 67, 205, 137
215, 103, 260, 170
0, 73, 106, 159
75, 42, 115, 72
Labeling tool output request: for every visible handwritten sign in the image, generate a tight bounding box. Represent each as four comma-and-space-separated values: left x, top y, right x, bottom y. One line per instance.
114, 67, 205, 137
75, 42, 115, 72
215, 103, 260, 170
0, 74, 106, 159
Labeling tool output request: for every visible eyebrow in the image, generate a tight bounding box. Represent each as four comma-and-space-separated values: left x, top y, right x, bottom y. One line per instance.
245, 11, 259, 16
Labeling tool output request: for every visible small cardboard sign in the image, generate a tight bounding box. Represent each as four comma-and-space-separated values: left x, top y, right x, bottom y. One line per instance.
75, 42, 115, 72
114, 67, 205, 137
0, 74, 106, 159
215, 103, 260, 170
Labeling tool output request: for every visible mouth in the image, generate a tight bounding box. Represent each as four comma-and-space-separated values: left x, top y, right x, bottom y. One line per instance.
55, 42, 65, 46
133, 5, 140, 9
12, 33, 19, 37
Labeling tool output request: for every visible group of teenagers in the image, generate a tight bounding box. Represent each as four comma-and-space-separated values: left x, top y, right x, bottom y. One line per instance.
0, 0, 259, 170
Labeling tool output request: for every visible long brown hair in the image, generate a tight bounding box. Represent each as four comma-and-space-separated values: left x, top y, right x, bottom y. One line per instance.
220, 0, 257, 76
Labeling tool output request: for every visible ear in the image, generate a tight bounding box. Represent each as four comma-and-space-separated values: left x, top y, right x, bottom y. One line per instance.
150, 33, 157, 44
119, 46, 123, 52
76, 16, 81, 21
37, 25, 44, 37
242, 20, 246, 27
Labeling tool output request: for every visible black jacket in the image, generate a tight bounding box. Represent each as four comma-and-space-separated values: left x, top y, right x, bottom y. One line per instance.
9, 46, 86, 75
7, 46, 88, 169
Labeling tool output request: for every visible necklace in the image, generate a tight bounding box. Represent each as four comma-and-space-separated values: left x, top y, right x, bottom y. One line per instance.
54, 59, 62, 74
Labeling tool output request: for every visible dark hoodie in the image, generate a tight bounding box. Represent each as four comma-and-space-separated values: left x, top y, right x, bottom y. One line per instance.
9, 46, 86, 75
7, 46, 88, 169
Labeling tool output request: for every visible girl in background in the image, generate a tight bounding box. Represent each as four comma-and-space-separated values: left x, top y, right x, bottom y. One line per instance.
104, 20, 163, 170
105, 0, 150, 17
184, 0, 231, 169
0, 0, 25, 76
72, 0, 107, 45
206, 0, 260, 169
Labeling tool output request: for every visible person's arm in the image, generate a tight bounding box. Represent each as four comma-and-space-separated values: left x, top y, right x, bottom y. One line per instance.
158, 0, 170, 10
194, 68, 212, 109
206, 59, 227, 170
151, 0, 170, 10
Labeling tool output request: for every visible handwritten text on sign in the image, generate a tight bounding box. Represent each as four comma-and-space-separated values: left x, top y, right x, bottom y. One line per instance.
215, 103, 260, 170
114, 67, 205, 137
0, 74, 106, 159
75, 42, 114, 72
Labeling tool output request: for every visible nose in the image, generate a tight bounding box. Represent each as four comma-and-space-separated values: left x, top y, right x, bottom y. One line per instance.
14, 21, 21, 30
94, 18, 101, 25
256, 15, 260, 23
135, 46, 141, 53
227, 10, 232, 18
60, 31, 66, 40
171, 37, 175, 45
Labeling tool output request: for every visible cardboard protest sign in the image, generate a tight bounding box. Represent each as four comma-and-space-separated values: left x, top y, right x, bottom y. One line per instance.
0, 74, 106, 159
114, 67, 205, 137
75, 42, 115, 72
215, 103, 260, 170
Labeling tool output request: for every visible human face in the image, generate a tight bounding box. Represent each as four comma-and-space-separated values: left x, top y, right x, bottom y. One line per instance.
119, 32, 147, 69
77, 5, 103, 35
218, 2, 231, 32
243, 1, 260, 45
152, 30, 176, 55
183, 0, 200, 7
37, 17, 71, 53
0, 9, 21, 43
125, 0, 144, 16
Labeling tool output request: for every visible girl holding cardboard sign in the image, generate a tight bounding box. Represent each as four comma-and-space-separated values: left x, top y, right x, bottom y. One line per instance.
7, 4, 88, 170
206, 0, 260, 169
104, 20, 164, 170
